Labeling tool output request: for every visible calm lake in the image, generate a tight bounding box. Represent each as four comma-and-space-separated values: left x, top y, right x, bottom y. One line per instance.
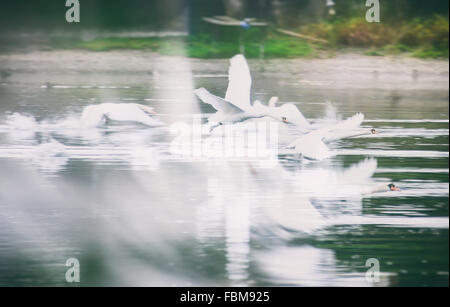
0, 51, 448, 286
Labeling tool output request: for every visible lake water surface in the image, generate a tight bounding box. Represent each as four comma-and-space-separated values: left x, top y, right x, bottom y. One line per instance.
0, 51, 448, 286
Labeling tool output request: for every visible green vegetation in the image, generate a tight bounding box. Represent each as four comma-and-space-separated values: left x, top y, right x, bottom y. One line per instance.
298, 15, 449, 59
46, 15, 448, 59
48, 30, 314, 59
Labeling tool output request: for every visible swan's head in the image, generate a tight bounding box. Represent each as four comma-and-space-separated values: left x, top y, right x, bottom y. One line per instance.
388, 183, 400, 191
371, 128, 377, 134
278, 104, 310, 128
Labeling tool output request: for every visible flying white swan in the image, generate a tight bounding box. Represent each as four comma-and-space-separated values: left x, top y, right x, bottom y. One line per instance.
193, 87, 266, 131
253, 99, 311, 129
194, 54, 310, 130
289, 158, 399, 198
286, 112, 377, 160
259, 158, 400, 233
291, 158, 400, 196
80, 103, 164, 128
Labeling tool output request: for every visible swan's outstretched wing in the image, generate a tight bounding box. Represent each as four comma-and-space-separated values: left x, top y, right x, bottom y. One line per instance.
267, 197, 326, 233
338, 158, 377, 183
80, 105, 107, 127
268, 96, 279, 107
287, 131, 331, 160
323, 129, 369, 143
321, 113, 365, 142
81, 103, 163, 127
135, 104, 157, 115
280, 103, 311, 129
329, 112, 364, 131
224, 54, 252, 110
285, 112, 366, 159
195, 87, 244, 114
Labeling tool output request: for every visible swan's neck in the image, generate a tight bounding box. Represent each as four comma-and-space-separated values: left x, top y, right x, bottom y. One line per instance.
368, 184, 389, 194
268, 96, 279, 107
350, 130, 372, 138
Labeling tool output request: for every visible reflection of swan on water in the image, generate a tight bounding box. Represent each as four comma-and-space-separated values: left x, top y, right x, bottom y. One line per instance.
80, 103, 164, 128
194, 54, 310, 131
128, 147, 160, 171
256, 245, 395, 286
257, 246, 360, 286
30, 138, 69, 172
286, 113, 377, 160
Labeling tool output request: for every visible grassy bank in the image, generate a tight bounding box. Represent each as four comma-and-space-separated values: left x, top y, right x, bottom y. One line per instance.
298, 15, 449, 59
49, 32, 315, 59
46, 16, 448, 59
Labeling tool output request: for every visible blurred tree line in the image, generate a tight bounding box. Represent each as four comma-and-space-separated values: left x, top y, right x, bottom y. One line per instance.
0, 0, 447, 33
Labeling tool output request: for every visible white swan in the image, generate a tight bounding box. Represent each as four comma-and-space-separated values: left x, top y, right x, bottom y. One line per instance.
286, 113, 377, 160
288, 158, 382, 197
80, 103, 163, 128
253, 99, 311, 129
194, 87, 267, 131
195, 54, 310, 130
259, 158, 400, 233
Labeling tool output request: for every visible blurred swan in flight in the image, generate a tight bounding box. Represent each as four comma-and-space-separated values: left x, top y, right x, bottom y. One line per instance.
291, 158, 400, 196
194, 87, 267, 131
286, 113, 377, 160
261, 158, 400, 233
253, 98, 310, 129
194, 54, 310, 130
80, 103, 163, 128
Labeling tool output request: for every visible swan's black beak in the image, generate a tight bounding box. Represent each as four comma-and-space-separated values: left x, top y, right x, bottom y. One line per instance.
282, 117, 288, 123
371, 128, 377, 134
